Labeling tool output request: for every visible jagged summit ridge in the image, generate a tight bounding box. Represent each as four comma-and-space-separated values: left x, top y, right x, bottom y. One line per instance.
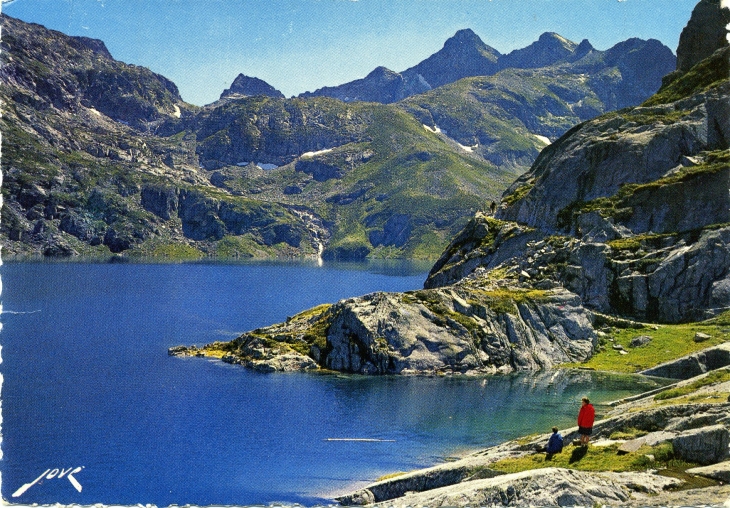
294, 28, 674, 105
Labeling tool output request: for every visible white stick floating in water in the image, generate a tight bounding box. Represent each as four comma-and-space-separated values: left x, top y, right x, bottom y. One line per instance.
324, 438, 396, 442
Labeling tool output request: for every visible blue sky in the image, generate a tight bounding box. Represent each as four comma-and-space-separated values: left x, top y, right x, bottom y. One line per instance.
3, 0, 700, 106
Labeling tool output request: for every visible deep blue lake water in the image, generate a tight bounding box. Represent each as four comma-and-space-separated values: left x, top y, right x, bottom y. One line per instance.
1, 260, 661, 506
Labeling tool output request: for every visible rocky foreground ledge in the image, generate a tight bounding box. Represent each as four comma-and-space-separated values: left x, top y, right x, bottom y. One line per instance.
336, 363, 730, 508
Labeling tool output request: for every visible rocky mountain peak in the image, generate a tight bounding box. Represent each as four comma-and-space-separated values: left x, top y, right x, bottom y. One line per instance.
366, 66, 398, 79
220, 73, 285, 100
444, 28, 487, 48
498, 32, 578, 69
538, 31, 577, 49
436, 27, 502, 62
572, 39, 595, 60
402, 28, 501, 89
676, 0, 730, 72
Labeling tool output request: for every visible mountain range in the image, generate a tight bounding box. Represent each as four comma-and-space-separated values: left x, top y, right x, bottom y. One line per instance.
298, 29, 674, 108
1, 14, 676, 260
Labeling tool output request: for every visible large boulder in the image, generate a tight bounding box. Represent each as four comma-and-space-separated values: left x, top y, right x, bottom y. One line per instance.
687, 460, 730, 482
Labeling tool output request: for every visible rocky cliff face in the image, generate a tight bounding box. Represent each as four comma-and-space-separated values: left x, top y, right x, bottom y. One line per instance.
497, 79, 730, 233
425, 214, 730, 323
0, 14, 185, 128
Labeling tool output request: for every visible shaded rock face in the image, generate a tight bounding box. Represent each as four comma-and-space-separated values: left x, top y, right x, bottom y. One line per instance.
220, 73, 285, 99
320, 244, 371, 261
141, 185, 179, 220
368, 214, 412, 248
59, 212, 105, 244
294, 160, 343, 181
591, 38, 678, 110
676, 0, 730, 72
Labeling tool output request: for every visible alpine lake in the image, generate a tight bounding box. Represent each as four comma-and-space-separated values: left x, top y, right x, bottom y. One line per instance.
0, 260, 665, 506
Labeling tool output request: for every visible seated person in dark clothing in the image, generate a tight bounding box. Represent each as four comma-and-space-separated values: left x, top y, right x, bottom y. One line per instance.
545, 426, 564, 457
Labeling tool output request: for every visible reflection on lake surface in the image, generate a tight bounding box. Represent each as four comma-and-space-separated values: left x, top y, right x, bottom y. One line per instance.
1, 261, 664, 506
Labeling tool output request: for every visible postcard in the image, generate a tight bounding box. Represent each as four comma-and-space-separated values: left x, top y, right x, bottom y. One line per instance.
2, 0, 728, 506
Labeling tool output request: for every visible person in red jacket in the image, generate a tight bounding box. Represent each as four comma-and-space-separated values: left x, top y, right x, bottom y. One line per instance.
577, 397, 595, 446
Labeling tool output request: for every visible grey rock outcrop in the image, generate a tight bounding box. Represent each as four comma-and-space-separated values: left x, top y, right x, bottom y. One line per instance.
427, 212, 730, 323
337, 463, 501, 506
687, 460, 730, 482
214, 278, 596, 375
672, 424, 730, 465
498, 82, 730, 233
368, 468, 678, 508
319, 284, 595, 375
640, 343, 730, 379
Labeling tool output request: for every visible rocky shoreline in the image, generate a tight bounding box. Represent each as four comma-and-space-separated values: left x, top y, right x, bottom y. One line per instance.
336, 357, 730, 507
